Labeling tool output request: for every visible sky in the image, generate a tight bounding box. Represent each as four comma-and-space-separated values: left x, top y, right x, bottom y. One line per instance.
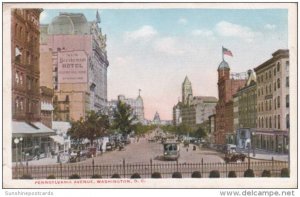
40, 8, 288, 121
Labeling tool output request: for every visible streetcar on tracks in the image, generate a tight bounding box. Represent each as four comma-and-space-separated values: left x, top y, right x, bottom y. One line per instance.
163, 141, 180, 161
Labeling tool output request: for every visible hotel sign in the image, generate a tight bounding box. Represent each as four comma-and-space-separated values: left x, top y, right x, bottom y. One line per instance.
58, 51, 88, 83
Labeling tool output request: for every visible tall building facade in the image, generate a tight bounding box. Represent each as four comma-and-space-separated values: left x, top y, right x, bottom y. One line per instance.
215, 60, 247, 145
40, 12, 109, 121
237, 70, 257, 129
182, 76, 193, 105
173, 77, 217, 130
253, 49, 289, 153
172, 102, 182, 126
12, 9, 55, 162
108, 93, 145, 124
208, 114, 216, 144
235, 70, 257, 148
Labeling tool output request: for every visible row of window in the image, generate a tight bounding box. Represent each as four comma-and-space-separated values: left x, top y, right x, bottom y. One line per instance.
258, 76, 289, 97
256, 61, 289, 84
14, 23, 38, 45
257, 94, 289, 112
14, 9, 39, 27
258, 114, 289, 129
14, 97, 39, 114
15, 71, 39, 91
257, 62, 281, 83
15, 46, 38, 66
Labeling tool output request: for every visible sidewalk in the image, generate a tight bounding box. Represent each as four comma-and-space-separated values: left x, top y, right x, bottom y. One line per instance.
13, 154, 70, 166
237, 149, 288, 162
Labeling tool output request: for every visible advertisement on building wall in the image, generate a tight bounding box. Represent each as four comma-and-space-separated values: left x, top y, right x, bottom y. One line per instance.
57, 50, 88, 83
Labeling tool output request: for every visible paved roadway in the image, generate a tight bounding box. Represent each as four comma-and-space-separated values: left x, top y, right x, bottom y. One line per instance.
79, 137, 224, 165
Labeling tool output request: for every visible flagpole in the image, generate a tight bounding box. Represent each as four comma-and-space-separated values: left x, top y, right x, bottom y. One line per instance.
222, 46, 224, 61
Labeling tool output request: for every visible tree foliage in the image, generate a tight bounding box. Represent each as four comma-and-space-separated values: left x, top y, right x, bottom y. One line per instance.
67, 117, 85, 146
192, 126, 207, 139
133, 123, 156, 136
112, 101, 136, 136
67, 111, 110, 147
84, 111, 110, 145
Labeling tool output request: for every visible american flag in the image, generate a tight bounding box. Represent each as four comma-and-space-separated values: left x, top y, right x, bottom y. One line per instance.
223, 47, 233, 57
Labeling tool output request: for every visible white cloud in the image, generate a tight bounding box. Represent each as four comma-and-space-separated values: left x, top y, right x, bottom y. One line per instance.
192, 29, 214, 37
124, 25, 158, 41
113, 56, 134, 67
40, 12, 48, 23
265, 24, 276, 30
215, 21, 262, 43
153, 37, 185, 55
178, 18, 187, 25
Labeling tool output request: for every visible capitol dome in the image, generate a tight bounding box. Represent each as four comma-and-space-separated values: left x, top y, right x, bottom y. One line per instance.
48, 13, 90, 35
218, 60, 230, 70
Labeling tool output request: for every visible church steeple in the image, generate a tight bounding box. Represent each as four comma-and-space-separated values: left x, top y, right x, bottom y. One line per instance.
96, 10, 101, 24
182, 76, 193, 105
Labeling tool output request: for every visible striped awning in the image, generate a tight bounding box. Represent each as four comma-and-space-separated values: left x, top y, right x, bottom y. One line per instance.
12, 121, 55, 136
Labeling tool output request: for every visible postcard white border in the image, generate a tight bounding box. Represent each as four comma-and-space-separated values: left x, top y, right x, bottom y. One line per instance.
2, 2, 298, 188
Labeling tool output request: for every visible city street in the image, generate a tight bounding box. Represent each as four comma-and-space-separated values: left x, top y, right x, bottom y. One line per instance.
79, 136, 224, 165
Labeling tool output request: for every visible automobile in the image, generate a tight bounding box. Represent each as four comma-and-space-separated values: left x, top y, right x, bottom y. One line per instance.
148, 138, 156, 143
117, 142, 125, 151
225, 144, 237, 154
86, 147, 97, 158
224, 152, 246, 163
183, 140, 190, 147
106, 141, 116, 151
121, 137, 131, 145
163, 142, 180, 161
69, 150, 80, 163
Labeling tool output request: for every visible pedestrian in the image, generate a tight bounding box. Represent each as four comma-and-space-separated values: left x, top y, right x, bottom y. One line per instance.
51, 150, 54, 158
57, 153, 60, 163
100, 143, 103, 155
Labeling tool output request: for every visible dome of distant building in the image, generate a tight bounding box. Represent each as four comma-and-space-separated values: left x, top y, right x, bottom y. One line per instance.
48, 12, 90, 35
153, 112, 161, 122
218, 60, 230, 70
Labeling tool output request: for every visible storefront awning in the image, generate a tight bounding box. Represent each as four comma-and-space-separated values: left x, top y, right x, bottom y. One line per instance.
50, 135, 65, 145
12, 121, 56, 136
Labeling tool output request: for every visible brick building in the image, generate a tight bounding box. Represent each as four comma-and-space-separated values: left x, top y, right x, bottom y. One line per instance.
12, 9, 55, 162
40, 86, 54, 128
214, 59, 246, 145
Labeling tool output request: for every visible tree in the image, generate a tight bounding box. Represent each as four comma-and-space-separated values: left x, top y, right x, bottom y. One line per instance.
193, 126, 207, 139
84, 111, 110, 146
161, 125, 177, 134
113, 101, 136, 136
67, 111, 110, 147
67, 118, 85, 147
134, 123, 156, 137
176, 123, 193, 136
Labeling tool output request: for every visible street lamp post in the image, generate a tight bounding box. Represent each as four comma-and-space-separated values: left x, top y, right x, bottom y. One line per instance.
252, 132, 256, 157
20, 137, 23, 163
14, 138, 20, 166
247, 141, 251, 169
